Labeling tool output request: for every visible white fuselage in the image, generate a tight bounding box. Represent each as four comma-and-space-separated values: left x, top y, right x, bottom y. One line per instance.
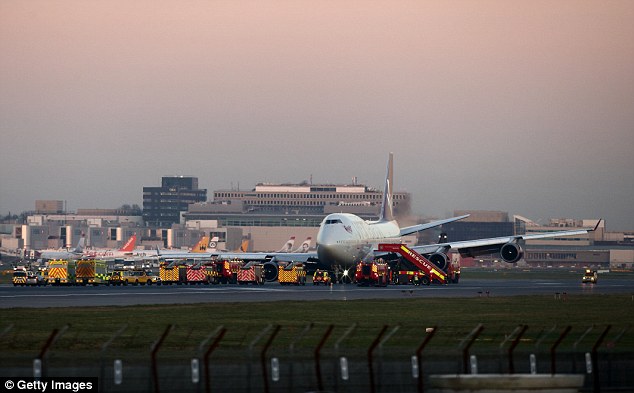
316, 213, 402, 268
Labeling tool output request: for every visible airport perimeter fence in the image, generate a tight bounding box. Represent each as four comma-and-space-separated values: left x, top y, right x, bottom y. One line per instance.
0, 322, 632, 392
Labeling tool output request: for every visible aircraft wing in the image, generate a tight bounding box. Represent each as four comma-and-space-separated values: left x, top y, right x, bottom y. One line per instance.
216, 252, 318, 263
400, 214, 470, 236
156, 248, 318, 263
410, 225, 597, 258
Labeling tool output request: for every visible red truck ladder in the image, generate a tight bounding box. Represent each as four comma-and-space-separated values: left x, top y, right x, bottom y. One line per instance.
377, 244, 448, 284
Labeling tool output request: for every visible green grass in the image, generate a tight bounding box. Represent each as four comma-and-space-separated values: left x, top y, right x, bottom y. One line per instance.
1, 294, 632, 358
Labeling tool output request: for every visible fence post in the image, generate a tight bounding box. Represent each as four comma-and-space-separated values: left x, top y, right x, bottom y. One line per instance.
37, 324, 69, 378
315, 324, 334, 392
416, 326, 437, 393
508, 325, 528, 374
550, 326, 571, 375
150, 324, 173, 393
591, 325, 611, 393
368, 325, 388, 393
99, 324, 128, 393
203, 327, 227, 393
460, 324, 484, 374
261, 325, 281, 393
333, 323, 357, 391
500, 325, 522, 372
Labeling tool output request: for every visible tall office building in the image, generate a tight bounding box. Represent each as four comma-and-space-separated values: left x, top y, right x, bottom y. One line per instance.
143, 176, 207, 226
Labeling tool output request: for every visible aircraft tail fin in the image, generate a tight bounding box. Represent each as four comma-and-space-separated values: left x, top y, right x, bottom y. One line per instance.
276, 236, 296, 253
72, 234, 86, 253
192, 236, 210, 253
118, 234, 137, 252
207, 236, 219, 252
378, 152, 395, 222
292, 237, 312, 253
237, 237, 250, 252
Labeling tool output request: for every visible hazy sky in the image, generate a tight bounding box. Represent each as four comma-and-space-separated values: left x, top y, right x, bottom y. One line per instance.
1, 1, 633, 230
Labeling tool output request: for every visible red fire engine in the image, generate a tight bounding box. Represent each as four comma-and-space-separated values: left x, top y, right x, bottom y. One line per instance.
377, 244, 459, 285
354, 259, 389, 287
237, 262, 266, 285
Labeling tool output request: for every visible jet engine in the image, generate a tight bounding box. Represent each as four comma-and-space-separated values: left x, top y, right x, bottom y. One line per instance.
263, 262, 279, 282
429, 252, 449, 271
500, 242, 523, 263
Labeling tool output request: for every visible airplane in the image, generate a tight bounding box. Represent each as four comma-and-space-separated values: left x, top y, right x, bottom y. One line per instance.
152, 154, 469, 279
34, 235, 86, 260
82, 234, 137, 259
155, 153, 596, 282
315, 153, 597, 273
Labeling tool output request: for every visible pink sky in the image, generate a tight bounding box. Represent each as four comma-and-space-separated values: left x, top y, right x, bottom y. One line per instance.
1, 1, 633, 229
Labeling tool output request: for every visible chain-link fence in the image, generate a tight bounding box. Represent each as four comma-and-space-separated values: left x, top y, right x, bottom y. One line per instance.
1, 323, 631, 392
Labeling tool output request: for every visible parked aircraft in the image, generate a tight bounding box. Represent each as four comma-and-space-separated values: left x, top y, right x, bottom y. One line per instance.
315, 153, 596, 271
34, 235, 86, 260
82, 234, 137, 259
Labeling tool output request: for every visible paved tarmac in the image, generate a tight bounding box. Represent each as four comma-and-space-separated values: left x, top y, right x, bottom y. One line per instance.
1, 274, 632, 308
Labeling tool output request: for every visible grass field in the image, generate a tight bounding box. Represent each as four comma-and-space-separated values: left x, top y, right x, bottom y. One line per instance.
1, 293, 632, 357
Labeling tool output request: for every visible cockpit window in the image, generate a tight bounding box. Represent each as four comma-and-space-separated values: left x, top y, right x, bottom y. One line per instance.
325, 219, 343, 224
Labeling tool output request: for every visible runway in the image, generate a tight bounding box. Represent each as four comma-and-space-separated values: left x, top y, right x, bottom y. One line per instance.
1, 274, 631, 308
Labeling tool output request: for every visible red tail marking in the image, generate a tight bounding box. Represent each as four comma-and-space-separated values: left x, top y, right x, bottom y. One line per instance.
119, 235, 137, 252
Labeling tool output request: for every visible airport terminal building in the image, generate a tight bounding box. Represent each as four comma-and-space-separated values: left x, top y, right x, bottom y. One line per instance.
183, 182, 411, 227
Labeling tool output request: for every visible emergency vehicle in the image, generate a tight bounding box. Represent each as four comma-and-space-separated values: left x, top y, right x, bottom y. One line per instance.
237, 262, 266, 285
47, 260, 76, 285
582, 269, 598, 284
377, 244, 454, 285
278, 262, 306, 285
75, 259, 108, 285
214, 259, 244, 284
109, 269, 159, 285
159, 261, 181, 284
12, 267, 28, 286
312, 270, 332, 285
186, 263, 210, 284
26, 269, 48, 286
354, 260, 389, 287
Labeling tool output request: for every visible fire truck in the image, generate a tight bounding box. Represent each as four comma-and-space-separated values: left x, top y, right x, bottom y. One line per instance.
354, 260, 389, 287
159, 261, 181, 285
214, 259, 244, 284
47, 259, 76, 285
278, 262, 307, 285
377, 244, 458, 285
75, 259, 108, 285
185, 263, 210, 284
237, 262, 266, 285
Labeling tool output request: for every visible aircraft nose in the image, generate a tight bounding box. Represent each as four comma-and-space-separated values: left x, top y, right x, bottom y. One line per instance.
316, 243, 336, 266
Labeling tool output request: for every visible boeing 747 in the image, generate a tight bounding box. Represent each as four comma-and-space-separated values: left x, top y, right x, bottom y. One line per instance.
156, 153, 595, 282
